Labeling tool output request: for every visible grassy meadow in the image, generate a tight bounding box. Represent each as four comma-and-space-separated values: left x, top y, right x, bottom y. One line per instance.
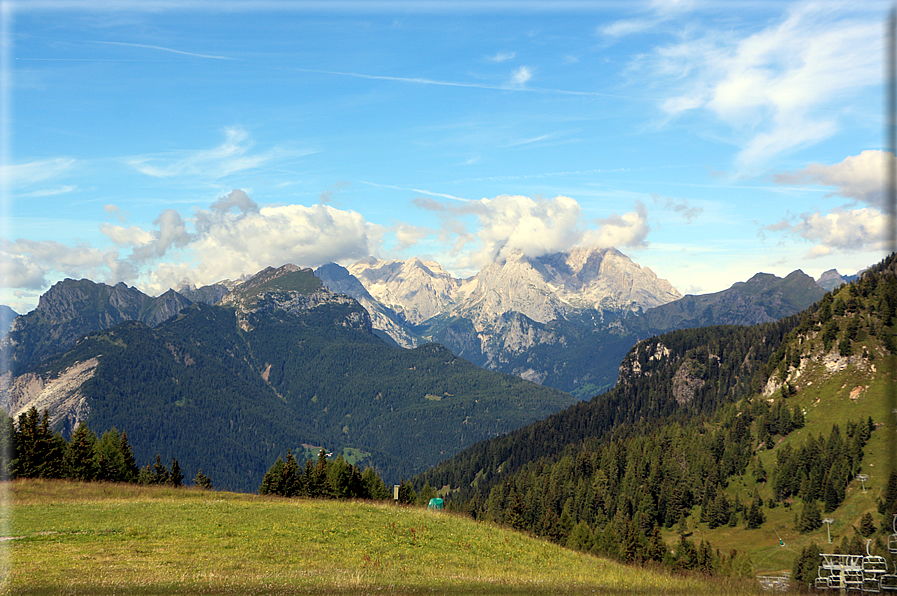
0, 479, 766, 595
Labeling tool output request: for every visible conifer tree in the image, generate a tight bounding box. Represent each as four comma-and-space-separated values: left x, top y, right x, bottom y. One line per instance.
194, 469, 213, 490
798, 500, 822, 533
169, 458, 184, 487
150, 455, 169, 485
13, 408, 66, 479
860, 512, 876, 537
63, 422, 98, 481
259, 457, 285, 495
118, 431, 138, 482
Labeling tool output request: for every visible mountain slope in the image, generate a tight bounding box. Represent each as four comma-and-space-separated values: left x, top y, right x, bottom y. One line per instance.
3, 265, 576, 492
413, 252, 897, 577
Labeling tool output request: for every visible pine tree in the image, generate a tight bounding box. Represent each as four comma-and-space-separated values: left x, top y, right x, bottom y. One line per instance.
118, 431, 138, 482
746, 500, 765, 529
259, 457, 285, 495
13, 407, 66, 479
169, 458, 184, 487
859, 512, 876, 537
151, 455, 169, 485
63, 422, 98, 481
798, 500, 822, 533
194, 469, 213, 490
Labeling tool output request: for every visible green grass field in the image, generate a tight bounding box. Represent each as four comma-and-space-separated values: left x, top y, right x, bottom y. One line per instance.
0, 479, 765, 595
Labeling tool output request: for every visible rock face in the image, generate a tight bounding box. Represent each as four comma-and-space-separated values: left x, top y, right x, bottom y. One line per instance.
1, 359, 98, 435
0, 278, 193, 375
221, 265, 373, 334
816, 269, 858, 292
346, 246, 680, 332
315, 263, 422, 347
347, 257, 461, 325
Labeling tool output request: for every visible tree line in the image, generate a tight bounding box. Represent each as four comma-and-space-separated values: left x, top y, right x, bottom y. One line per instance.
1, 406, 209, 489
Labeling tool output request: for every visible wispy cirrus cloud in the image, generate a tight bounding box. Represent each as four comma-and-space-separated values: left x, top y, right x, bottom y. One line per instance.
1, 158, 76, 187
125, 127, 311, 180
290, 66, 614, 97
636, 2, 880, 171
486, 51, 516, 63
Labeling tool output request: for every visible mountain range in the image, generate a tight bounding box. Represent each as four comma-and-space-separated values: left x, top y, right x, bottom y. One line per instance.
0, 246, 858, 490
319, 247, 826, 397
0, 265, 574, 491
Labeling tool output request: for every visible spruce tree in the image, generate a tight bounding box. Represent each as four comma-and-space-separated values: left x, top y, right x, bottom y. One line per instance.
63, 422, 98, 481
13, 407, 66, 479
169, 458, 184, 487
798, 500, 822, 533
194, 469, 213, 490
859, 512, 876, 537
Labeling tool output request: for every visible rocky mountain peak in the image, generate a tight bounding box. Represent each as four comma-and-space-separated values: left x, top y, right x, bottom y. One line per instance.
220, 264, 371, 334
348, 257, 460, 325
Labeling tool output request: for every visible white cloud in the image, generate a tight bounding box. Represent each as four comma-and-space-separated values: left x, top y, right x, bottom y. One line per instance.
774, 150, 886, 207
1, 158, 76, 187
125, 127, 303, 180
454, 195, 584, 266
3, 189, 376, 296
1, 238, 114, 289
601, 18, 659, 38
486, 51, 516, 63
768, 207, 889, 258
99, 223, 154, 247
508, 66, 533, 89
143, 199, 373, 293
586, 201, 651, 249
641, 3, 880, 170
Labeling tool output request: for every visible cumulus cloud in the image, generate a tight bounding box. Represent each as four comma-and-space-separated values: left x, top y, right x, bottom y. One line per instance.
639, 3, 879, 170
4, 189, 376, 296
774, 150, 886, 207
766, 207, 889, 258
145, 202, 371, 292
586, 201, 651, 250
1, 238, 113, 289
453, 195, 584, 266
417, 194, 650, 269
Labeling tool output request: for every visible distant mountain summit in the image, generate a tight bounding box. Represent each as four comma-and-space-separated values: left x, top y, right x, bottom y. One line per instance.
347, 257, 461, 325
346, 246, 680, 331
635, 269, 825, 333
0, 279, 193, 376
816, 268, 858, 291
319, 251, 829, 398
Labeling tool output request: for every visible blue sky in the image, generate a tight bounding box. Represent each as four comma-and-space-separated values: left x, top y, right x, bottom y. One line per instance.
0, 0, 889, 312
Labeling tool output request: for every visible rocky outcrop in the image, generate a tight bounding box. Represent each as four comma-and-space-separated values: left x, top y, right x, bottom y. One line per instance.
348, 257, 461, 325
1, 358, 98, 435
316, 263, 422, 348
0, 279, 193, 375
222, 264, 372, 334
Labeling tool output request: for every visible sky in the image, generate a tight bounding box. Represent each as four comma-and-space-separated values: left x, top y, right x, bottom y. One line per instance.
0, 0, 891, 313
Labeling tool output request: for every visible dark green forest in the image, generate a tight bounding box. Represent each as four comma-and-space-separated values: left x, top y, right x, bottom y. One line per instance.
31, 297, 574, 492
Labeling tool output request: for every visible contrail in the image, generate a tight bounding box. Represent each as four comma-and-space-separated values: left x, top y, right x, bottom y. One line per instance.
89, 40, 233, 60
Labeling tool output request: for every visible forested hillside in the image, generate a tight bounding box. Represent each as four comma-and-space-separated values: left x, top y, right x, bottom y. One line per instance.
413, 253, 897, 578
21, 272, 574, 492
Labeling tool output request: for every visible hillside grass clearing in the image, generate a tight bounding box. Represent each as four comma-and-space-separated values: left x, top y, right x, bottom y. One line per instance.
2, 479, 764, 595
